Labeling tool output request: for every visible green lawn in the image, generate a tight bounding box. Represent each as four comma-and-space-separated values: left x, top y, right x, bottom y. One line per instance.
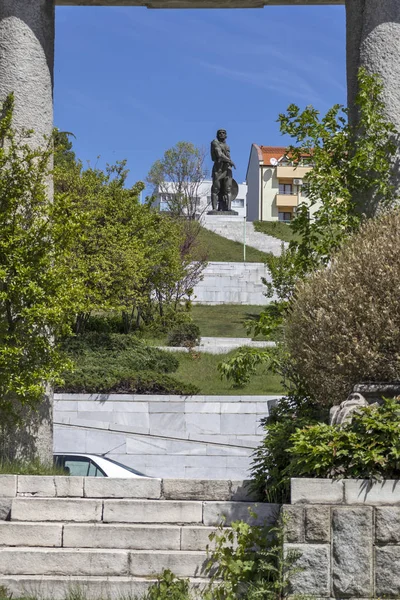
191, 304, 265, 338
253, 221, 301, 243
175, 350, 283, 395
198, 226, 271, 262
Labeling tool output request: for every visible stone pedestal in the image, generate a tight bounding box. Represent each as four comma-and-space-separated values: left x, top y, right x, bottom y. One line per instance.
206, 210, 239, 216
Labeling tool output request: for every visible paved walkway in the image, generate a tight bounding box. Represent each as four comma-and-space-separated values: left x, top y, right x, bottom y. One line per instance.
202, 216, 286, 256
159, 336, 276, 354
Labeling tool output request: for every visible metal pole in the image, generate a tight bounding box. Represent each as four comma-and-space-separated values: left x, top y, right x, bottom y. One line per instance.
243, 216, 247, 262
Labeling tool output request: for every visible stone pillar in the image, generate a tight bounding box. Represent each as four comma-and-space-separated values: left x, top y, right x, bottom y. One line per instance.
0, 0, 55, 464
0, 0, 54, 145
345, 0, 400, 214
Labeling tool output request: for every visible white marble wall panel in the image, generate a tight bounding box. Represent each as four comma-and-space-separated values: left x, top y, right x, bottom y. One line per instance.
54, 394, 281, 479
192, 262, 270, 305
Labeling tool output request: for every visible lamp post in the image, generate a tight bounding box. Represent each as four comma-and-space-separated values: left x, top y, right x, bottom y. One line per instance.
243, 214, 247, 263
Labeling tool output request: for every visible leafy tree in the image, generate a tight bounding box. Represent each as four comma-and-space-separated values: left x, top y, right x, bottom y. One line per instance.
219, 68, 397, 386
54, 153, 146, 332
53, 129, 77, 170
147, 141, 209, 220
219, 70, 398, 499
54, 140, 205, 334
273, 67, 397, 293
0, 96, 79, 436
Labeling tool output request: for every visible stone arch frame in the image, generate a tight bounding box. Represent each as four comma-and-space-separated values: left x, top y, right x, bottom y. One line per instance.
0, 0, 399, 182
0, 0, 399, 461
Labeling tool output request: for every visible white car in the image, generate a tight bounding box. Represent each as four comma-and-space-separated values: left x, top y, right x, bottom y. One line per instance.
54, 453, 149, 478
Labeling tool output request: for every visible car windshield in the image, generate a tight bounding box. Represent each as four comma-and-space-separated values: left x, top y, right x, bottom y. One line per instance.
100, 456, 148, 477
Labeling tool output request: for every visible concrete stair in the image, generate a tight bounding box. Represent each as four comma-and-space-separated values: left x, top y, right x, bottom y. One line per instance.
159, 336, 276, 354
0, 476, 279, 599
202, 217, 286, 257
193, 261, 272, 305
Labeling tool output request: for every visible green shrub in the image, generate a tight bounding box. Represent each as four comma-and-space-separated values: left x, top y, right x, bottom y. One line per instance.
287, 396, 400, 480
58, 370, 199, 395
250, 394, 327, 502
84, 313, 125, 334
167, 323, 201, 348
58, 333, 199, 395
204, 514, 301, 600
285, 210, 400, 406
142, 569, 191, 600
62, 333, 179, 374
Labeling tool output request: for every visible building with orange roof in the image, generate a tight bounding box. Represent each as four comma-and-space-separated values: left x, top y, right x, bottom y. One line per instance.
246, 144, 319, 223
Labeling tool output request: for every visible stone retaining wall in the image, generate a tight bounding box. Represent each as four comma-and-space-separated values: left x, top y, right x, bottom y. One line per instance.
192, 262, 271, 305
284, 478, 400, 599
54, 394, 280, 479
0, 476, 278, 599
4, 476, 400, 598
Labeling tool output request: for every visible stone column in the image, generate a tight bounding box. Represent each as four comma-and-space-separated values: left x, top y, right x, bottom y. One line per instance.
0, 0, 54, 145
345, 0, 400, 215
0, 0, 55, 464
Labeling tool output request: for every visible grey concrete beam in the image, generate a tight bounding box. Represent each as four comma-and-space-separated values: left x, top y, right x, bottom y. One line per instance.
56, 0, 344, 7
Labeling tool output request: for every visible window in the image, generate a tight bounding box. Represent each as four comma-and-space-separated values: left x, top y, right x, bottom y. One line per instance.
231, 198, 244, 208
278, 212, 292, 223
64, 457, 92, 476
88, 461, 105, 477
279, 183, 293, 195
63, 457, 105, 477
159, 201, 169, 211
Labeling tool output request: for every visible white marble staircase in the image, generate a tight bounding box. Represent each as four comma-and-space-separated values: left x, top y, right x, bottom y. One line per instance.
0, 476, 278, 599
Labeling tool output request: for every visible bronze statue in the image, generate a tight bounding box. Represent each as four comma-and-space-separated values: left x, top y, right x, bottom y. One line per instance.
210, 129, 237, 212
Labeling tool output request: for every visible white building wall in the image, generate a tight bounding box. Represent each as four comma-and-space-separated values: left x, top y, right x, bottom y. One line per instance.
262, 167, 322, 223
154, 180, 247, 218
246, 146, 261, 222
261, 166, 279, 221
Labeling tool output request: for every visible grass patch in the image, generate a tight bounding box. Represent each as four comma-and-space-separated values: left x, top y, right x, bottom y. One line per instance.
191, 304, 266, 338
198, 227, 271, 262
58, 332, 282, 396
174, 350, 283, 396
0, 460, 65, 475
253, 221, 300, 243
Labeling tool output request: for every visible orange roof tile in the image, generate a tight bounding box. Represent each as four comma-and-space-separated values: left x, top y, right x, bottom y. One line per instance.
252, 145, 287, 165
259, 145, 287, 166
254, 144, 313, 166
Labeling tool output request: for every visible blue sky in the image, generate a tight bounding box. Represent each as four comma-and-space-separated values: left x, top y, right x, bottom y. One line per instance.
54, 5, 346, 190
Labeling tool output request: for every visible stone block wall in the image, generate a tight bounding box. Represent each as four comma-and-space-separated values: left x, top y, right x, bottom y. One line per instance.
192, 262, 271, 305
54, 394, 280, 479
284, 478, 400, 598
